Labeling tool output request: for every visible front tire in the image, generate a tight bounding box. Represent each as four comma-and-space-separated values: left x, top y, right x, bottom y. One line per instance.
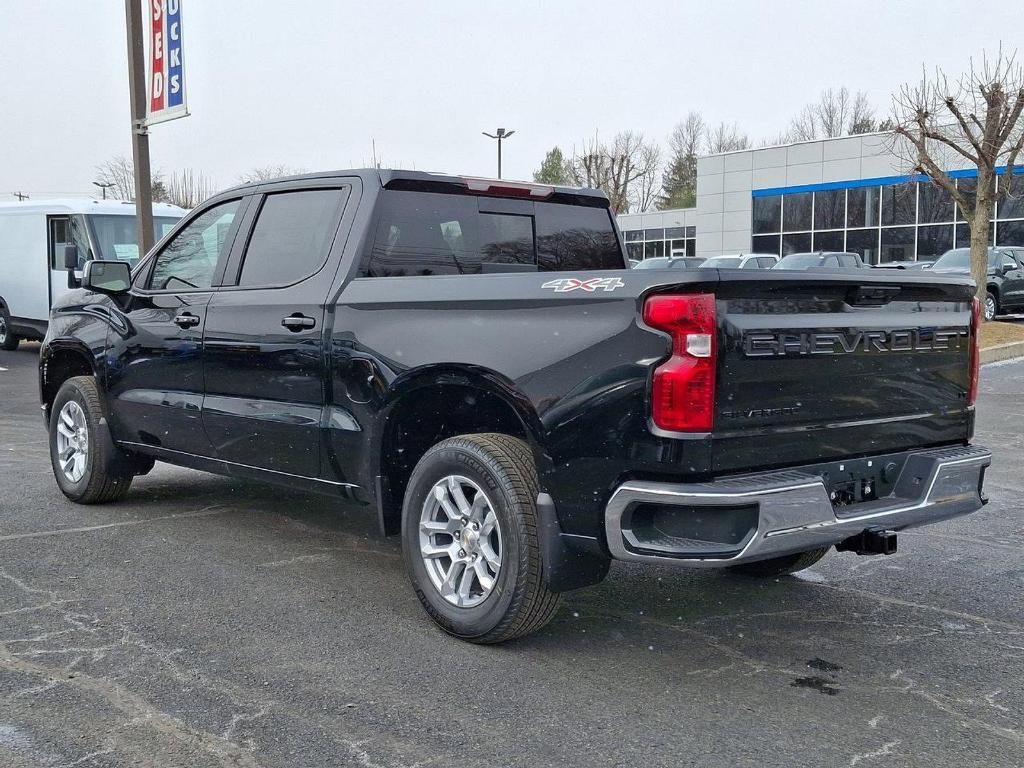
49, 376, 134, 503
0, 307, 19, 350
728, 547, 829, 578
401, 433, 560, 643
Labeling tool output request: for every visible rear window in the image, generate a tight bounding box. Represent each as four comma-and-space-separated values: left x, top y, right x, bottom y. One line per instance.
360, 190, 623, 277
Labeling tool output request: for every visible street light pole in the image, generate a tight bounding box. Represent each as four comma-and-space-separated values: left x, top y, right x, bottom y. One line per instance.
124, 0, 154, 255
92, 181, 115, 200
482, 128, 515, 179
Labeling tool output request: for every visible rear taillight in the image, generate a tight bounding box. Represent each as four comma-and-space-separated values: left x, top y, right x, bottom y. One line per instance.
968, 296, 980, 405
643, 294, 717, 432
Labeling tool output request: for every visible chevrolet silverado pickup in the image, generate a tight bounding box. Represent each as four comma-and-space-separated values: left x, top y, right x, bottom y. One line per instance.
39, 169, 990, 643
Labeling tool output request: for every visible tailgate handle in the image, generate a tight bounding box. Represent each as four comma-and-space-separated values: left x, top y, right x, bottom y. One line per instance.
849, 285, 901, 306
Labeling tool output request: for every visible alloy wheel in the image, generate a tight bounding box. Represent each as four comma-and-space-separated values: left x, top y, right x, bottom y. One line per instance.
0, 315, 7, 344
984, 295, 997, 321
418, 475, 502, 608
55, 400, 89, 483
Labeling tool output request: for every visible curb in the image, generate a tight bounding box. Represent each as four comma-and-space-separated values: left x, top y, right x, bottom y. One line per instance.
980, 340, 1024, 364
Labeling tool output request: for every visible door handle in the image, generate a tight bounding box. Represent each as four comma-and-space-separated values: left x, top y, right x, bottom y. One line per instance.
173, 312, 201, 328
281, 314, 316, 331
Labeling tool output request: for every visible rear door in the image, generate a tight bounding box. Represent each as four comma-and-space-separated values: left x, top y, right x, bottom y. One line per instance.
201, 182, 352, 477
711, 271, 975, 474
998, 250, 1024, 308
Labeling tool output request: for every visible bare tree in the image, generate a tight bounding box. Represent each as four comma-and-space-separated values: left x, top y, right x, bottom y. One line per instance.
95, 156, 138, 200
705, 122, 750, 154
849, 91, 877, 134
892, 48, 1024, 309
239, 165, 306, 184
785, 88, 877, 141
565, 132, 661, 214
786, 105, 819, 142
816, 87, 854, 138
95, 155, 169, 202
164, 169, 216, 209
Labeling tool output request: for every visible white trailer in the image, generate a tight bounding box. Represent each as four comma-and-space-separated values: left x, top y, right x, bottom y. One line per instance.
0, 198, 184, 349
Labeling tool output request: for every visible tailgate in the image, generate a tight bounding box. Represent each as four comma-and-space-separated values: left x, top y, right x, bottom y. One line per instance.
711, 271, 976, 474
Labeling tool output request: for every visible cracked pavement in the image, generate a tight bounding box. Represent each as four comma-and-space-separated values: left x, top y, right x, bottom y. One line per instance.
1, 343, 1022, 767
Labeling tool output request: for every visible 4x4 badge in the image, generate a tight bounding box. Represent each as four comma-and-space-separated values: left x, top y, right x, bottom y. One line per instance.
542, 277, 625, 293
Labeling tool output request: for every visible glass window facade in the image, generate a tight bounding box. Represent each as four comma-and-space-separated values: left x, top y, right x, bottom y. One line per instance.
751, 174, 1023, 264
620, 225, 696, 261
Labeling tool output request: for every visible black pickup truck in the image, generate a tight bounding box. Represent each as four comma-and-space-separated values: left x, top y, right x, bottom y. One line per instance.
39, 169, 991, 643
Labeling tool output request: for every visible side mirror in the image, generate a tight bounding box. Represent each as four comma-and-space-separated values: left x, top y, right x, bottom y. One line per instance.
82, 260, 131, 295
63, 244, 80, 270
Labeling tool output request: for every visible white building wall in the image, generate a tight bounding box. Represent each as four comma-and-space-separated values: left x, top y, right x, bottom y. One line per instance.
693, 132, 972, 258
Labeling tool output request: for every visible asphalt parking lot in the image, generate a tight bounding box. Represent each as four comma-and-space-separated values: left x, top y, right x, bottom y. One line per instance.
1, 343, 1022, 768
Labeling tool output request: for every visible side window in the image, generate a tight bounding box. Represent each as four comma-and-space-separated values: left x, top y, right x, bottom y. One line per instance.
741, 258, 760, 269
237, 189, 347, 287
48, 216, 91, 269
363, 191, 528, 277
758, 257, 777, 268
1000, 253, 1016, 271
823, 255, 840, 267
535, 203, 622, 271
148, 199, 240, 291
839, 254, 858, 267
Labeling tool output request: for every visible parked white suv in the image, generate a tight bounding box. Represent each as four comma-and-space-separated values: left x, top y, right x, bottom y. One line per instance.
698, 253, 779, 269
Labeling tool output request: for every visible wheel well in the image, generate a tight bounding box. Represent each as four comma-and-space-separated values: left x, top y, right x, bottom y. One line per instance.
41, 348, 95, 420
378, 383, 531, 535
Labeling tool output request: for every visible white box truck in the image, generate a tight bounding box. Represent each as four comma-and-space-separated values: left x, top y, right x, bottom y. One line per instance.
0, 198, 184, 349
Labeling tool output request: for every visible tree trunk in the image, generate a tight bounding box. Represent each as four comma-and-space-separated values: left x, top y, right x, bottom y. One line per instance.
970, 169, 996, 317
969, 208, 991, 315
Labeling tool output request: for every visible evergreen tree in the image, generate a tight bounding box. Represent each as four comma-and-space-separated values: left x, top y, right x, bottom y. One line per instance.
533, 147, 569, 185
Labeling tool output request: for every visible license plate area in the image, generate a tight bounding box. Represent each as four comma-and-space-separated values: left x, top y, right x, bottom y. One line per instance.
816, 454, 911, 512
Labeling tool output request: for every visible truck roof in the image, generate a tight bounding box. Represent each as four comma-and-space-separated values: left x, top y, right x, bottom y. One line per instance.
214, 169, 609, 204
0, 198, 187, 217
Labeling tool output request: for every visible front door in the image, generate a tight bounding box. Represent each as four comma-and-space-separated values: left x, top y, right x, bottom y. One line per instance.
201, 184, 351, 477
105, 198, 245, 457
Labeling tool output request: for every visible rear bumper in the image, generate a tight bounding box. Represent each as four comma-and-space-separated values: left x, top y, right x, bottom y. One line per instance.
604, 444, 991, 567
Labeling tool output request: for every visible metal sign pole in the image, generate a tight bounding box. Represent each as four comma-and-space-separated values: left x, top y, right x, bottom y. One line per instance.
125, 0, 154, 256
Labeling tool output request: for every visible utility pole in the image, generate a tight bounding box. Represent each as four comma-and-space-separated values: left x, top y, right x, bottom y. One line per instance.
124, 0, 154, 255
13, 191, 29, 201
92, 181, 115, 200
482, 128, 515, 179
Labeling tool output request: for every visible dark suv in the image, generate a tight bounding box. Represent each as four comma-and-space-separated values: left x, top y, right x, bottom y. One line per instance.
931, 247, 1024, 320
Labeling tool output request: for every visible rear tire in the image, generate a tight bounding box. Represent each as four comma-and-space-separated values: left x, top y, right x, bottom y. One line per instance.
728, 547, 829, 578
984, 291, 998, 321
0, 307, 19, 350
49, 376, 134, 503
402, 433, 560, 643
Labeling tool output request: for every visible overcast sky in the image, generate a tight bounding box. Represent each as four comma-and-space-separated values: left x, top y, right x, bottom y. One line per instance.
0, 0, 1015, 199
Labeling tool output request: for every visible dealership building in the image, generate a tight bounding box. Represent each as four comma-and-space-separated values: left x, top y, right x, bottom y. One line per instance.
618, 131, 1024, 264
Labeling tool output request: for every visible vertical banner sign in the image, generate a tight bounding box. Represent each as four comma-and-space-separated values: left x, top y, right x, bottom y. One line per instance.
146, 0, 188, 125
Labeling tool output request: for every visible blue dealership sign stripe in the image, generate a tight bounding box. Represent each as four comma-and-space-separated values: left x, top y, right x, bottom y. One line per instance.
751, 165, 1023, 197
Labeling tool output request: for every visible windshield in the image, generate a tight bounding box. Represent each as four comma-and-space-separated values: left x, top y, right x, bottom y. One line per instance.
87, 214, 181, 265
931, 248, 997, 270
700, 256, 741, 268
774, 253, 825, 269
